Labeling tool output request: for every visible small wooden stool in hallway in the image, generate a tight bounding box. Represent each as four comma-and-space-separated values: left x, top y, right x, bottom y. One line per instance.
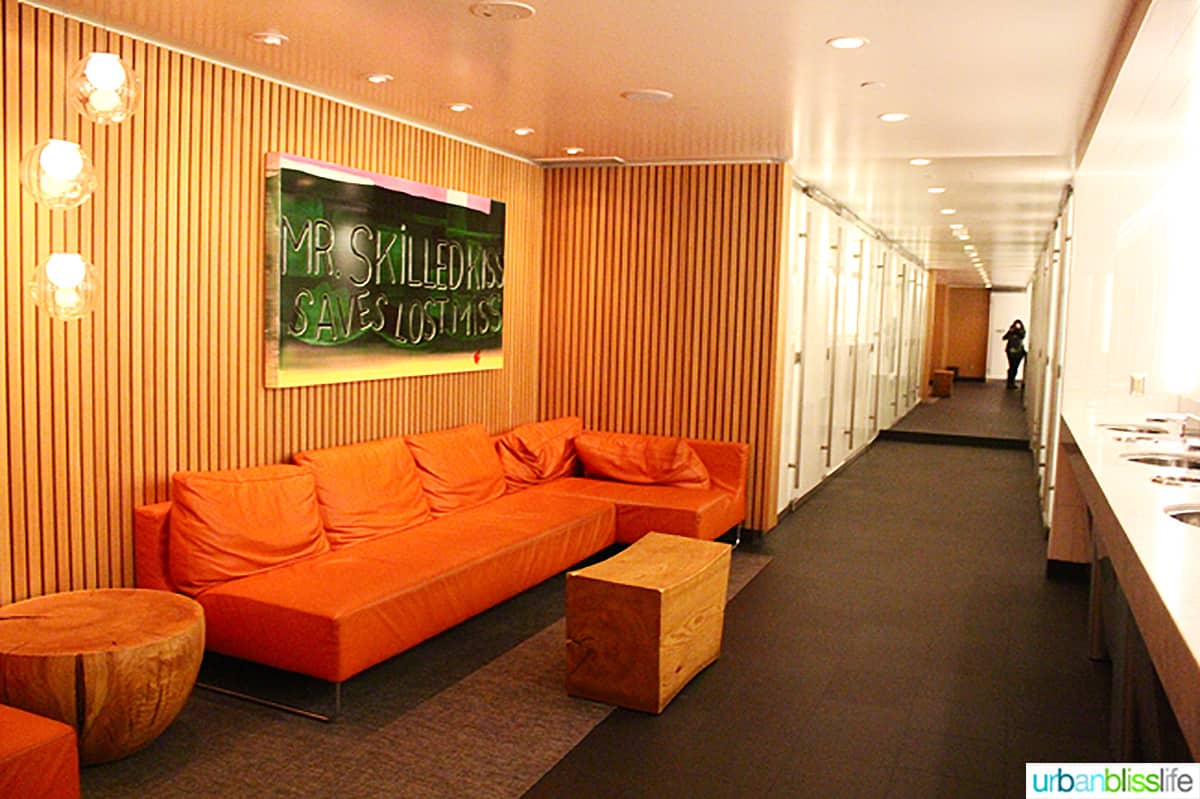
931, 368, 954, 397
565, 532, 731, 713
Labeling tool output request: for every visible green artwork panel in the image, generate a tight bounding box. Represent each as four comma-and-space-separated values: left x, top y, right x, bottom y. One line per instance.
264, 153, 505, 387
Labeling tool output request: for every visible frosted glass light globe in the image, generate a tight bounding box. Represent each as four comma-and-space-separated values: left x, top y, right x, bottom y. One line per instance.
19, 139, 97, 209
88, 88, 121, 113
29, 253, 99, 321
69, 52, 141, 124
39, 140, 84, 180
44, 253, 87, 288
54, 286, 84, 312
83, 53, 126, 91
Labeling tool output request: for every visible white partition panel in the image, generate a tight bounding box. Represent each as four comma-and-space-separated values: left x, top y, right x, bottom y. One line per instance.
829, 225, 860, 469
799, 208, 835, 495
778, 189, 811, 510
776, 179, 933, 510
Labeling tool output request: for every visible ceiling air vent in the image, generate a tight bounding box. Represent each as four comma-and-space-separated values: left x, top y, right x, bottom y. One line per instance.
535, 156, 627, 168
469, 2, 535, 21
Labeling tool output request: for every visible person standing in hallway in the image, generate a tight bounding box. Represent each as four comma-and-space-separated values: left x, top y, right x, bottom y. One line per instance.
1003, 319, 1026, 389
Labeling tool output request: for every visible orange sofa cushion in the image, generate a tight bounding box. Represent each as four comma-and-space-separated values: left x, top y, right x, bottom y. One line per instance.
294, 436, 432, 547
197, 492, 616, 682
134, 501, 175, 591
0, 704, 80, 799
495, 416, 583, 491
168, 465, 330, 595
405, 424, 506, 515
530, 477, 734, 543
575, 431, 711, 489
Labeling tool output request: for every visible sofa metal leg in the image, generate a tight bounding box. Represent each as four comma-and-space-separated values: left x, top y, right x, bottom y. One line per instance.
196, 679, 342, 723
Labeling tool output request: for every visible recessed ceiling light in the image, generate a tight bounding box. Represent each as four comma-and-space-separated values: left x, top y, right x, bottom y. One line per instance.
365, 73, 393, 84
909, 157, 932, 166
878, 112, 910, 123
826, 36, 869, 49
448, 102, 473, 113
249, 30, 288, 46
940, 208, 957, 215
948, 223, 963, 230
513, 127, 535, 136
563, 146, 585, 155
469, 2, 535, 21
621, 88, 674, 104
927, 187, 946, 194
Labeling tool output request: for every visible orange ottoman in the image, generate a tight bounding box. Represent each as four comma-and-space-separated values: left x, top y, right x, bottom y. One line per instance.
0, 704, 80, 799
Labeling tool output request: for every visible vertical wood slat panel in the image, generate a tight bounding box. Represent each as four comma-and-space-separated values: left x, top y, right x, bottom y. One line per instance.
541, 163, 786, 532
0, 0, 543, 604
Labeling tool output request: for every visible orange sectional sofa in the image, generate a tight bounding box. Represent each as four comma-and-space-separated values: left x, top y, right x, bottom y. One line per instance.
0, 704, 80, 799
133, 418, 748, 687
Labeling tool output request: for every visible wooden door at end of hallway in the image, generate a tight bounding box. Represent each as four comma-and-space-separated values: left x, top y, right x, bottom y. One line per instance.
941, 287, 990, 379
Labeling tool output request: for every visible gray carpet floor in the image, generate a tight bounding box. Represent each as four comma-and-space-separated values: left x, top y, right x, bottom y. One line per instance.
887, 379, 1028, 442
81, 548, 770, 798
524, 441, 1111, 799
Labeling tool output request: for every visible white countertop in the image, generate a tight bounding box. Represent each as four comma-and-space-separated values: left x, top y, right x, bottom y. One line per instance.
1061, 395, 1200, 752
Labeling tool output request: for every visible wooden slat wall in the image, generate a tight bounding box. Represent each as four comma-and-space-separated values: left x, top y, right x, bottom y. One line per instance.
541, 163, 786, 531
0, 1, 544, 604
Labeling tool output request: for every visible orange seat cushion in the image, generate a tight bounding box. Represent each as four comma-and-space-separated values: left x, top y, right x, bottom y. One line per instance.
495, 416, 583, 491
575, 432, 711, 489
0, 704, 80, 799
294, 436, 432, 547
405, 424, 506, 515
169, 464, 330, 595
197, 492, 616, 682
529, 477, 734, 543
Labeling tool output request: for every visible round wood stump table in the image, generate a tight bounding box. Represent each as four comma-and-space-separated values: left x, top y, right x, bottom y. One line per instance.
0, 588, 204, 764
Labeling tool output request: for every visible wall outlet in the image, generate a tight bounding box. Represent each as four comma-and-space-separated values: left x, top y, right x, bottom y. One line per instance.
1130, 373, 1147, 396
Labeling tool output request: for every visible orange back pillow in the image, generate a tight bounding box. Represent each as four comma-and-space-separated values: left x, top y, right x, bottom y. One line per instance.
495, 416, 583, 490
293, 436, 432, 547
168, 464, 329, 595
574, 431, 711, 489
405, 423, 507, 515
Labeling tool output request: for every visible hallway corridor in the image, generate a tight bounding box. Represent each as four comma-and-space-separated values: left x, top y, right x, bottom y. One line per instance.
528, 437, 1108, 798
883, 379, 1029, 447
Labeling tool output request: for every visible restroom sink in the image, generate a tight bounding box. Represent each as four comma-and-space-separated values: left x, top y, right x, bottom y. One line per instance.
1099, 423, 1169, 434
1164, 504, 1200, 527
1121, 453, 1200, 470
1152, 475, 1200, 487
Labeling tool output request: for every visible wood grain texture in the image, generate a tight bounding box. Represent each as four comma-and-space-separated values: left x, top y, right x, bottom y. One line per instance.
565, 533, 731, 713
0, 588, 204, 763
0, 1, 544, 603
542, 164, 786, 531
930, 286, 989, 379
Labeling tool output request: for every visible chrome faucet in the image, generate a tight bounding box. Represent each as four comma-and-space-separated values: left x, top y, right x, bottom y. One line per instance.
1183, 413, 1200, 447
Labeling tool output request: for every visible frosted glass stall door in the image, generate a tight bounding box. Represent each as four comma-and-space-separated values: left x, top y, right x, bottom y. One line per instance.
829, 226, 861, 469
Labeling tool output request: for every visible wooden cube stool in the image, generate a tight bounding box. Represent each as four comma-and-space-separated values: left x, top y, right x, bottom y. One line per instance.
566, 532, 731, 713
931, 368, 954, 397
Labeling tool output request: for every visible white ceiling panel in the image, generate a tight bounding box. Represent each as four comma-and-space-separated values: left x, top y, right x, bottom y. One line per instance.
28, 0, 1132, 286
